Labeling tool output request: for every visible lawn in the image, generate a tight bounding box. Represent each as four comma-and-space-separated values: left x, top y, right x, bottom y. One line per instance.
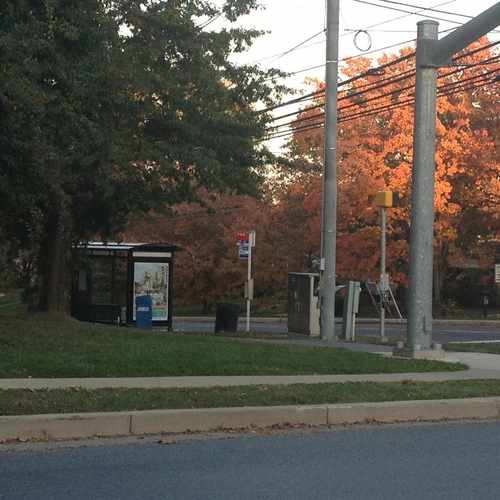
0, 313, 465, 378
2, 379, 500, 416
445, 343, 500, 355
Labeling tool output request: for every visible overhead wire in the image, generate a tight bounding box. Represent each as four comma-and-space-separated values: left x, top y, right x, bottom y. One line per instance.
352, 0, 466, 25
247, 29, 326, 66
265, 74, 499, 141
353, 0, 500, 34
265, 75, 497, 141
266, 40, 499, 126
344, 0, 458, 33
260, 51, 415, 114
268, 62, 499, 137
265, 0, 459, 82
370, 0, 488, 21
263, 55, 499, 141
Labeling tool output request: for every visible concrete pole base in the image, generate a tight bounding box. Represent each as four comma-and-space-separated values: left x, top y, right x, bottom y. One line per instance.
393, 342, 446, 360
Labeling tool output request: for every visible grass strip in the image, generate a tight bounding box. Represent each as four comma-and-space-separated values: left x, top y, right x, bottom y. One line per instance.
445, 343, 500, 355
3, 380, 500, 416
0, 315, 465, 378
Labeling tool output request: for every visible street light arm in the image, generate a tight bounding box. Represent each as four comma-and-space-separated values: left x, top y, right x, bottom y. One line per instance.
422, 2, 500, 67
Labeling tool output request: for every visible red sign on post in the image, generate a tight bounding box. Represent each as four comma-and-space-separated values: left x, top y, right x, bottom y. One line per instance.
237, 232, 249, 260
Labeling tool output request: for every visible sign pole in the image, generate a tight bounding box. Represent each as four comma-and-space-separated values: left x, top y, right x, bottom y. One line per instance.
246, 237, 252, 333
380, 206, 387, 340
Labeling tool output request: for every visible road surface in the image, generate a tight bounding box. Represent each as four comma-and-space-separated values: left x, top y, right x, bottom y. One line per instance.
2, 422, 500, 499
173, 318, 500, 343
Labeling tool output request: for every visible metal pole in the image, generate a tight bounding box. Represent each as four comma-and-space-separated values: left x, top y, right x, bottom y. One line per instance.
320, 0, 340, 343
246, 235, 252, 333
407, 20, 439, 352
380, 207, 387, 340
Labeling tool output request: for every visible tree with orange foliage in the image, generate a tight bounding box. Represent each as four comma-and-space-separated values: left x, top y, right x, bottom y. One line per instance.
125, 189, 292, 313
282, 38, 499, 309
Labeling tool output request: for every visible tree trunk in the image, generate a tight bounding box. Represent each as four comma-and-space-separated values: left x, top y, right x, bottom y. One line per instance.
38, 206, 72, 313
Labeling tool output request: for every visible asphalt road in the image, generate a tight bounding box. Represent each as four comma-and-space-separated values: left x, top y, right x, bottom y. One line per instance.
173, 319, 500, 343
2, 422, 500, 499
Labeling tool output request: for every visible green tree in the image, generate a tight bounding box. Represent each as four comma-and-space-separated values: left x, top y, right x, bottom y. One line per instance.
0, 0, 283, 312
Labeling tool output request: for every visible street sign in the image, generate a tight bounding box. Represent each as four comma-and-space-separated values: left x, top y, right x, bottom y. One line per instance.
238, 242, 249, 260
495, 264, 500, 284
236, 230, 256, 332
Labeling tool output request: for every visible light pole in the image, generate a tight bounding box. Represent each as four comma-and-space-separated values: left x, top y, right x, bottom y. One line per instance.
403, 3, 500, 357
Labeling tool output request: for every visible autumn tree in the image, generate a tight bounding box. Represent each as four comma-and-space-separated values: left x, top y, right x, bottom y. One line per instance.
123, 39, 498, 313
125, 189, 290, 312
281, 39, 499, 308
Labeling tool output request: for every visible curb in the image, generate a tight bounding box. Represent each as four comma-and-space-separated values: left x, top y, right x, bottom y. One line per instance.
2, 397, 500, 442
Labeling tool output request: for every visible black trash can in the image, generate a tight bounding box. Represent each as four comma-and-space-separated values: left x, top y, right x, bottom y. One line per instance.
215, 303, 240, 333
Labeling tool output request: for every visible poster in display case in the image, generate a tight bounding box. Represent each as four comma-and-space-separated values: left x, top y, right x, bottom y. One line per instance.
133, 262, 169, 321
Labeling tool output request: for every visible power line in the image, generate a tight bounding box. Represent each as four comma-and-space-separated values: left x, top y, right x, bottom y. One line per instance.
261, 1, 458, 85
345, 0, 458, 33
264, 75, 491, 142
264, 65, 499, 141
269, 70, 416, 129
247, 29, 326, 66
370, 0, 476, 20
260, 51, 415, 114
265, 40, 499, 121
352, 0, 466, 25
263, 35, 417, 82
269, 59, 499, 135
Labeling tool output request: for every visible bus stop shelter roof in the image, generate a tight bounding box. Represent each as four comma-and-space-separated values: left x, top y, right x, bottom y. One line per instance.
79, 242, 181, 253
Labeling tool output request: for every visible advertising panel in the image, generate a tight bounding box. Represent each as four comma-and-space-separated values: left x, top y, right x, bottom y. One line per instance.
133, 262, 169, 321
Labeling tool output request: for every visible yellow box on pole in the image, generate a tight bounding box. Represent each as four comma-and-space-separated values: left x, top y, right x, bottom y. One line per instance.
375, 191, 393, 208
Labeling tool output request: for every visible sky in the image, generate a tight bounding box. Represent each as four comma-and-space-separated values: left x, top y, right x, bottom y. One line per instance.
209, 0, 499, 151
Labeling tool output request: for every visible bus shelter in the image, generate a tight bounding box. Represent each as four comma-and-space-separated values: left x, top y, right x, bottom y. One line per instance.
71, 242, 179, 329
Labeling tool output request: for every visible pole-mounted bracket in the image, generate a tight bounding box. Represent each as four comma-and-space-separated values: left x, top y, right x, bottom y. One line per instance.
417, 39, 452, 68
419, 2, 500, 69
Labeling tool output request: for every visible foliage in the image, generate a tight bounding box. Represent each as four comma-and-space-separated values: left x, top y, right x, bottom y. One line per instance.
284, 39, 499, 299
128, 39, 499, 311
0, 0, 285, 310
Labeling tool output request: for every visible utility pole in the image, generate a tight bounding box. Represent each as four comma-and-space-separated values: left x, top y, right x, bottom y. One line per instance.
407, 19, 439, 353
404, 2, 500, 357
320, 0, 340, 342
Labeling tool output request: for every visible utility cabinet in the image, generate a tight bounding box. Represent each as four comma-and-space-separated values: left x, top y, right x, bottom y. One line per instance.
287, 273, 320, 336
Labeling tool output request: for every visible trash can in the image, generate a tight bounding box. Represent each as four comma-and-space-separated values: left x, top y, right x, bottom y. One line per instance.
136, 295, 153, 329
215, 303, 239, 333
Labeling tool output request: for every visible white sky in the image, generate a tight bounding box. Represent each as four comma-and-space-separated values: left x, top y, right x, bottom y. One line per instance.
210, 0, 499, 152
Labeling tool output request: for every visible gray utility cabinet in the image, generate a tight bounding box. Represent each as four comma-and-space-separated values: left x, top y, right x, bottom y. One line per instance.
288, 273, 320, 336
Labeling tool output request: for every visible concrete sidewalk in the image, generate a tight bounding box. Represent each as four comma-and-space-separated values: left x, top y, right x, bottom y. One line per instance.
2, 350, 500, 390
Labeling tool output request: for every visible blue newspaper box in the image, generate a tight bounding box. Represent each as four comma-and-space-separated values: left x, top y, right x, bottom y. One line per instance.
136, 295, 153, 329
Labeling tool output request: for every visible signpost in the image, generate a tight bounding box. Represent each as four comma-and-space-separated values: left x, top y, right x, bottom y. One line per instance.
237, 231, 256, 332
375, 191, 396, 341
